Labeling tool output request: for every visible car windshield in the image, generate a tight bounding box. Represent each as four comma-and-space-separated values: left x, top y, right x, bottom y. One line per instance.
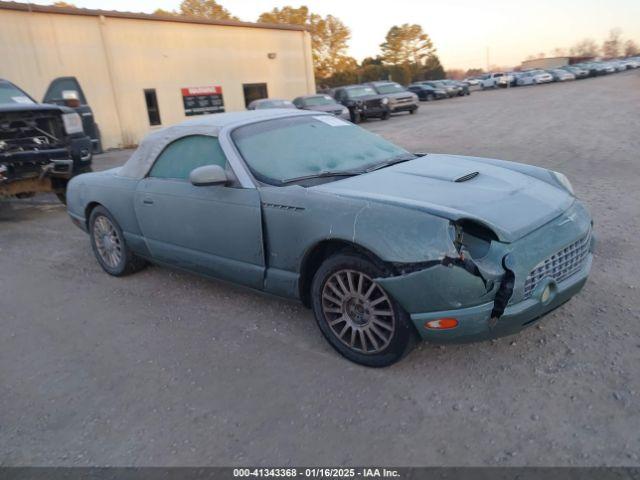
374, 83, 405, 94
346, 86, 377, 98
232, 115, 413, 185
0, 82, 35, 105
303, 95, 336, 106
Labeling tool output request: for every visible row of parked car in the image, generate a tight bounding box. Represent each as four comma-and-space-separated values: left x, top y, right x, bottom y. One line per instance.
247, 79, 472, 124
467, 57, 640, 89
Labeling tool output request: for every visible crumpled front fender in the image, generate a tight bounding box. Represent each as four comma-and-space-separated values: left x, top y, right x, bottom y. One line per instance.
377, 263, 499, 314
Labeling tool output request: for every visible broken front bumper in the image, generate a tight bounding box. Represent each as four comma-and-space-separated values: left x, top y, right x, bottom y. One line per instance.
409, 253, 591, 342
377, 200, 594, 343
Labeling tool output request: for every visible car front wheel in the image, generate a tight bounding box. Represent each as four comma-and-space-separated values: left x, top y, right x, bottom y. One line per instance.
311, 253, 416, 367
89, 206, 147, 276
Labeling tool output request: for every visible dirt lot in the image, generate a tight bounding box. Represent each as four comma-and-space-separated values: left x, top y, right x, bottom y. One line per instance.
1, 71, 639, 467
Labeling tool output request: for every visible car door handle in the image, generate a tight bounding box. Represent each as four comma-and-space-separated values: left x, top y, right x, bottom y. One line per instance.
142, 198, 154, 205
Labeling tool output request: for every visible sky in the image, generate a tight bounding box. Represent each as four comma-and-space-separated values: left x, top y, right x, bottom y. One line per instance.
31, 0, 640, 70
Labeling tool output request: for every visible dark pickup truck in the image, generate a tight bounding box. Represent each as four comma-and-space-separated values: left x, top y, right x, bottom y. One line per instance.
1, 79, 93, 203
331, 85, 391, 123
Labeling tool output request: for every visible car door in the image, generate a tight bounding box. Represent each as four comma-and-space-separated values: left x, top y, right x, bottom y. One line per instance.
134, 134, 264, 289
43, 76, 102, 153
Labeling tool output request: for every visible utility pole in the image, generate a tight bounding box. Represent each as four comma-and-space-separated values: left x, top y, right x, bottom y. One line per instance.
486, 46, 490, 72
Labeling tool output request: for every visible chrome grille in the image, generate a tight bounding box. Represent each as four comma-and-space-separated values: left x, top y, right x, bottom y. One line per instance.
523, 231, 591, 299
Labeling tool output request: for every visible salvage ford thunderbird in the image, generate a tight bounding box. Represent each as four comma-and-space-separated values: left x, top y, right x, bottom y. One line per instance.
66, 109, 594, 366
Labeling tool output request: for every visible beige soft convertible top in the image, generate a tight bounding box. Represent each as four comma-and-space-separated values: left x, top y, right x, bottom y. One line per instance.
117, 109, 318, 179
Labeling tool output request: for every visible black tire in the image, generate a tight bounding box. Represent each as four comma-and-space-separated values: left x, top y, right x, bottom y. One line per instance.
381, 110, 391, 120
311, 253, 416, 367
89, 205, 147, 276
55, 192, 67, 205
409, 108, 417, 114
349, 109, 361, 124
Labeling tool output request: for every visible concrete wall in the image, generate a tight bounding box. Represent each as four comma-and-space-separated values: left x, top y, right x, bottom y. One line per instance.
521, 57, 570, 70
0, 8, 315, 149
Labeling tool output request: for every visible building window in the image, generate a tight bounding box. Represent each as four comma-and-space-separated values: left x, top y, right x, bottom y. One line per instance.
243, 83, 268, 108
144, 89, 161, 126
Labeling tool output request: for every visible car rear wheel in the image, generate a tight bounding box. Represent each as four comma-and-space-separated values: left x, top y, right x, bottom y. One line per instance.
89, 206, 147, 276
311, 253, 416, 367
381, 111, 391, 120
349, 109, 361, 124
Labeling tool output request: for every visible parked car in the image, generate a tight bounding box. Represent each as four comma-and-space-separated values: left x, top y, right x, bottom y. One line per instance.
561, 66, 589, 79
247, 99, 297, 110
497, 73, 517, 88
415, 81, 457, 98
1, 78, 93, 203
516, 70, 553, 86
332, 85, 390, 123
463, 77, 481, 87
442, 80, 470, 96
548, 69, 576, 81
477, 72, 505, 89
407, 84, 448, 101
67, 109, 593, 367
292, 94, 349, 119
364, 81, 419, 114
434, 80, 463, 97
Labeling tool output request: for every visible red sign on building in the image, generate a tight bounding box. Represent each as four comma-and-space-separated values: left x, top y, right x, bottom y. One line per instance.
181, 86, 225, 116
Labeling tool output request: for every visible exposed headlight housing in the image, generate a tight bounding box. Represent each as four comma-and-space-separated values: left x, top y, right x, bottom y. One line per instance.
381, 97, 389, 105
551, 171, 574, 195
62, 112, 84, 135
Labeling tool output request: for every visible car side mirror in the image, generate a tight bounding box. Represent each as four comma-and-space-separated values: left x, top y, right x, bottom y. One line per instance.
190, 165, 228, 187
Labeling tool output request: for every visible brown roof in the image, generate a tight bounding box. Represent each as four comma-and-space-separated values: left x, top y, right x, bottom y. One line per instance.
0, 1, 307, 32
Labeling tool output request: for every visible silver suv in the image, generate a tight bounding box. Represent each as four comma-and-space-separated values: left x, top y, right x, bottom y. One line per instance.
365, 82, 419, 115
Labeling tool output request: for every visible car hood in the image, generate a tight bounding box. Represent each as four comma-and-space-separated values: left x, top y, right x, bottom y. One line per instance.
348, 94, 384, 102
0, 102, 70, 114
305, 104, 346, 113
313, 154, 573, 243
381, 91, 415, 99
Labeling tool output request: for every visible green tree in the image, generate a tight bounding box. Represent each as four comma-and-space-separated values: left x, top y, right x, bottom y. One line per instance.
258, 6, 353, 81
420, 55, 445, 80
380, 24, 436, 66
379, 24, 441, 83
178, 0, 238, 20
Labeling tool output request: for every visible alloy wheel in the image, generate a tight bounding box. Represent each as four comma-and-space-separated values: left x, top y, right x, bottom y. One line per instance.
321, 269, 396, 354
92, 215, 122, 268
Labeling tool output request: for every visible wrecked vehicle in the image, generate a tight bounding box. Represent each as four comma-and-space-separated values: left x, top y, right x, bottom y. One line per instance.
66, 110, 594, 367
1, 79, 93, 203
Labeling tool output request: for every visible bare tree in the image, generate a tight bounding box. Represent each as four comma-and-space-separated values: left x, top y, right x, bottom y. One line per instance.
602, 28, 623, 58
570, 38, 600, 57
624, 39, 639, 56
551, 47, 568, 57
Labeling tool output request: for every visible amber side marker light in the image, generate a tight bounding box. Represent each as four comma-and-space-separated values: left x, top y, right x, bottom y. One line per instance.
425, 318, 459, 330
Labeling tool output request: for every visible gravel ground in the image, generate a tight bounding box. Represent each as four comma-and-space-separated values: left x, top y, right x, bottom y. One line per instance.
1, 71, 639, 467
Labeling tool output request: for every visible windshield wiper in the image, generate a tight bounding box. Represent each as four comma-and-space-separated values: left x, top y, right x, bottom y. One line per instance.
281, 169, 365, 184
364, 154, 418, 173
280, 154, 419, 185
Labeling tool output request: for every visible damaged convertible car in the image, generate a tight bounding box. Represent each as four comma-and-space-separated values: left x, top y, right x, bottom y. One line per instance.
66, 109, 594, 366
